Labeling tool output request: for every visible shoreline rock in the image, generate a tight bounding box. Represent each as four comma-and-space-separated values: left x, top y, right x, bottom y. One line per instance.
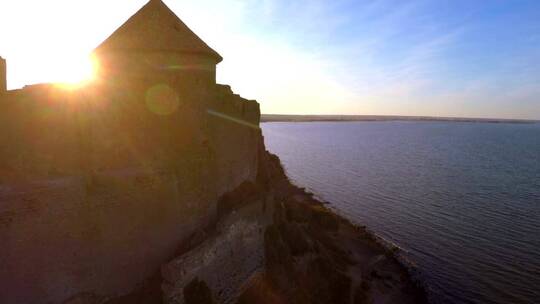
236, 150, 429, 304
63, 149, 428, 304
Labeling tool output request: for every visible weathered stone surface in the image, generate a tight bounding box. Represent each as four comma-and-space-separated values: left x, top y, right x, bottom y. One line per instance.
217, 181, 264, 218
284, 198, 311, 223
161, 188, 272, 304
279, 222, 311, 256
310, 205, 340, 232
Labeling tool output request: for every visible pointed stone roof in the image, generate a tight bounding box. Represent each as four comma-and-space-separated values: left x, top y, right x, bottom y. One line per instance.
94, 0, 222, 63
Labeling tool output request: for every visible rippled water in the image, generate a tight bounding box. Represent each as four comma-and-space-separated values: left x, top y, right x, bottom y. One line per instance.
262, 121, 540, 304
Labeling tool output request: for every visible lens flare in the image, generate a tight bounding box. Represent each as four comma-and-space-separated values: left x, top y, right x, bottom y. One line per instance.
145, 84, 180, 115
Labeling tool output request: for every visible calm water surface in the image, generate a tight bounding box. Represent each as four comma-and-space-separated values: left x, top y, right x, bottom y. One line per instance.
262, 121, 540, 304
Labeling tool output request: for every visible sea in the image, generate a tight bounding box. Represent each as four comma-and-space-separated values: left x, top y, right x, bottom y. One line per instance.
262, 121, 540, 304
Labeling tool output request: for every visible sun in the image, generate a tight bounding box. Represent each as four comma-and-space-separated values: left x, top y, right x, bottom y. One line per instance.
54, 54, 99, 89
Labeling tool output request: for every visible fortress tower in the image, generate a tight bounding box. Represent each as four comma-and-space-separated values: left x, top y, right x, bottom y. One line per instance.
0, 1, 261, 303
0, 56, 6, 94
93, 0, 222, 89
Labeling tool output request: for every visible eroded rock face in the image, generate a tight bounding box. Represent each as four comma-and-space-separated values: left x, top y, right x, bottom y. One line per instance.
232, 151, 429, 304
160, 180, 273, 304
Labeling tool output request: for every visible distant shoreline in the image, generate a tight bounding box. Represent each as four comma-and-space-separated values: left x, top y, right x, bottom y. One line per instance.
261, 114, 539, 124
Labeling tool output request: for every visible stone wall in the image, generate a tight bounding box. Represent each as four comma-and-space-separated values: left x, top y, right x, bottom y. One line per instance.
97, 52, 218, 87
1, 173, 190, 303
0, 81, 261, 304
0, 85, 84, 181
0, 82, 259, 179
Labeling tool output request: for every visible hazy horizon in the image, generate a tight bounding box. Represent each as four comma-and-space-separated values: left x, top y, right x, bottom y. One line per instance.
261, 113, 539, 121
1, 0, 539, 120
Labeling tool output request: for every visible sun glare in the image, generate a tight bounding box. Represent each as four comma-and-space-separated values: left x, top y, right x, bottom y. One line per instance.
54, 54, 99, 89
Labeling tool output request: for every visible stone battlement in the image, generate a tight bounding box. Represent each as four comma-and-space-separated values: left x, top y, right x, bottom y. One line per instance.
212, 84, 260, 126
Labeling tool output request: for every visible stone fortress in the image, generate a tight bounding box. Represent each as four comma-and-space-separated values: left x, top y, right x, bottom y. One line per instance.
0, 0, 260, 181
0, 0, 263, 303
1, 1, 429, 304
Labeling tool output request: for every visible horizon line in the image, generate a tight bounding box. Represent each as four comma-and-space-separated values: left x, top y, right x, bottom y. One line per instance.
261, 114, 540, 123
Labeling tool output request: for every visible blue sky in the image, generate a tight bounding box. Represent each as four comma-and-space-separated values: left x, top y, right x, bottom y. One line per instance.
216, 0, 540, 119
1, 0, 539, 119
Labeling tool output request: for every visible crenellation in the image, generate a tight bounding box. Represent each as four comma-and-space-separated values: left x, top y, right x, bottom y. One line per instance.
210, 84, 260, 126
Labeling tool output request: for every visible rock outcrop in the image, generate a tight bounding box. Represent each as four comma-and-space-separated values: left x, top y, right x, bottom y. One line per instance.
235, 151, 429, 304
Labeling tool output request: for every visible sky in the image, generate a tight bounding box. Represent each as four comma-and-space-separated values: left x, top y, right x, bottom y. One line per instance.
0, 0, 539, 119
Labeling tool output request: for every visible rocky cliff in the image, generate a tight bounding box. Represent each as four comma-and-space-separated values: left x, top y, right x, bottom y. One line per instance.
58, 140, 428, 304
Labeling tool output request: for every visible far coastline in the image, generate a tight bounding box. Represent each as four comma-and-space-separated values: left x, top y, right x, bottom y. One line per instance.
262, 114, 539, 124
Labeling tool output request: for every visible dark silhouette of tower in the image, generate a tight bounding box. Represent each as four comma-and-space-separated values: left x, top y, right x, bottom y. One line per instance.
93, 0, 222, 89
